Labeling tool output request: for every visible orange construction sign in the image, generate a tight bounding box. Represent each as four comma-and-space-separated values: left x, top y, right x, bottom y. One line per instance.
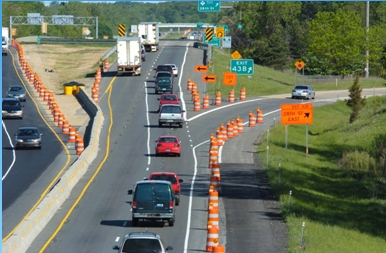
223, 72, 236, 86
294, 59, 305, 70
281, 103, 313, 125
202, 74, 217, 83
195, 65, 208, 72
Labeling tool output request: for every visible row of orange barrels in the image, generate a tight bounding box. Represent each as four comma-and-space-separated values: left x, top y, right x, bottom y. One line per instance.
203, 107, 265, 252
11, 39, 85, 155
187, 78, 247, 111
91, 58, 111, 103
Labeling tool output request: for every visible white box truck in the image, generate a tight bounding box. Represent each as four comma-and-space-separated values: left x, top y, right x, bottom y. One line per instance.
2, 27, 9, 56
117, 37, 142, 76
138, 22, 159, 52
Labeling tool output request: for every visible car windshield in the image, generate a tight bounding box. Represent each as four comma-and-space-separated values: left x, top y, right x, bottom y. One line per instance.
3, 101, 21, 107
9, 87, 24, 92
122, 238, 162, 253
156, 73, 172, 78
157, 66, 172, 72
159, 137, 177, 143
18, 129, 39, 136
135, 184, 171, 201
161, 96, 176, 101
151, 175, 177, 184
161, 106, 181, 113
157, 78, 171, 83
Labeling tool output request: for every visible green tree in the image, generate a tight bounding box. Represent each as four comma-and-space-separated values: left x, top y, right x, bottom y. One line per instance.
346, 73, 366, 123
307, 10, 367, 78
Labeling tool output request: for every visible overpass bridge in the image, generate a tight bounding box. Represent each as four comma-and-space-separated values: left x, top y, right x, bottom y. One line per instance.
158, 23, 214, 33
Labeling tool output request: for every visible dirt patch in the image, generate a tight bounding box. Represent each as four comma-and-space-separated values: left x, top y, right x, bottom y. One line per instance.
20, 43, 110, 128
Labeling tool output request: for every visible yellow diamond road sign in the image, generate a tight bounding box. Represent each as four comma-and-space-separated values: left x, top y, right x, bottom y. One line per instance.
231, 50, 242, 59
294, 59, 305, 70
216, 27, 224, 38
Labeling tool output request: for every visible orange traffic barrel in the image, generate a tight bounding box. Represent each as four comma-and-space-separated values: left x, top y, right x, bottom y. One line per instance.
232, 119, 238, 137
249, 111, 256, 127
209, 148, 218, 169
212, 244, 225, 253
39, 87, 45, 98
43, 90, 49, 102
237, 116, 244, 133
209, 190, 219, 209
68, 127, 76, 143
206, 227, 219, 252
226, 121, 234, 139
54, 108, 60, 123
215, 92, 221, 106
240, 87, 246, 101
209, 176, 219, 192
257, 107, 264, 124
29, 72, 35, 83
194, 97, 201, 112
187, 79, 193, 91
104, 59, 110, 70
220, 124, 227, 142
210, 138, 218, 153
211, 163, 220, 181
215, 128, 224, 146
58, 113, 64, 127
62, 120, 69, 135
228, 89, 234, 103
75, 135, 84, 155
203, 94, 210, 109
208, 207, 219, 228
92, 87, 99, 103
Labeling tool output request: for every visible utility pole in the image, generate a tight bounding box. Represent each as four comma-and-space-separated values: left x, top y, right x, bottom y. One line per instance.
365, 1, 369, 78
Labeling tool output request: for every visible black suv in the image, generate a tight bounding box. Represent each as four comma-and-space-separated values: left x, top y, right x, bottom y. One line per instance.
128, 180, 176, 226
112, 232, 173, 253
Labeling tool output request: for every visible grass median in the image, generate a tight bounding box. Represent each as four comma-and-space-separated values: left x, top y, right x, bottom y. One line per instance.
256, 96, 386, 252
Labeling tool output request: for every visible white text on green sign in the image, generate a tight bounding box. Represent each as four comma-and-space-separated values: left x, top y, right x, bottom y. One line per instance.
198, 1, 221, 12
230, 59, 254, 75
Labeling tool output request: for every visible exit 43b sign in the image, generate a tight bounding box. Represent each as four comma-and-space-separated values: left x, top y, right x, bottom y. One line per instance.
230, 59, 254, 75
281, 103, 313, 125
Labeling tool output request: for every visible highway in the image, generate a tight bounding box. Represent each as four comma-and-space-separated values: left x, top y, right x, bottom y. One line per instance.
3, 39, 385, 253
2, 53, 74, 238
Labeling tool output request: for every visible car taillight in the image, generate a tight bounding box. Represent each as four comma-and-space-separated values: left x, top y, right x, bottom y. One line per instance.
292, 89, 296, 92
181, 113, 184, 118
157, 143, 162, 147
132, 201, 137, 209
169, 201, 174, 208
174, 143, 180, 147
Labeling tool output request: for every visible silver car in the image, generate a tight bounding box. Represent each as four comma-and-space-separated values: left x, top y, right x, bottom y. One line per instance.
291, 85, 315, 99
14, 127, 42, 149
2, 97, 23, 119
165, 64, 178, 77
6, 85, 26, 102
112, 232, 173, 253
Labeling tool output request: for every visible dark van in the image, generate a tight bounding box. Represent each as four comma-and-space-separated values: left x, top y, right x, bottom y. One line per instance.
128, 180, 175, 227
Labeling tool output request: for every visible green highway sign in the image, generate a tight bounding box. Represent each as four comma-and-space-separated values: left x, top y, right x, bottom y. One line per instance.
230, 59, 254, 75
198, 1, 221, 12
204, 35, 220, 47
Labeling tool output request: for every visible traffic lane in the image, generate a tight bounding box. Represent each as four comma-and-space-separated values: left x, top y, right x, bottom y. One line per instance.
29, 42, 194, 252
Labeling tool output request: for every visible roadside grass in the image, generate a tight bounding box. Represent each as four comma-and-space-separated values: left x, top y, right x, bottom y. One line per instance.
256, 97, 386, 253
208, 48, 385, 98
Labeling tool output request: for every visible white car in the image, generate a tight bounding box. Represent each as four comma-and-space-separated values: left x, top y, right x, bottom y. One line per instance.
165, 64, 178, 77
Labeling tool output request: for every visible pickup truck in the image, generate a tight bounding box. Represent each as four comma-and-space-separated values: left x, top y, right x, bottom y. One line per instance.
155, 77, 173, 94
158, 104, 185, 128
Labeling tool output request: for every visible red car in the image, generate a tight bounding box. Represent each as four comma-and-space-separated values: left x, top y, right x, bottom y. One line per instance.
155, 136, 181, 157
148, 172, 183, 206
158, 94, 179, 111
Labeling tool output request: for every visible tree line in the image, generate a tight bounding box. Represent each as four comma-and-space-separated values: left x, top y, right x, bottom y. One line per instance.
2, 1, 386, 77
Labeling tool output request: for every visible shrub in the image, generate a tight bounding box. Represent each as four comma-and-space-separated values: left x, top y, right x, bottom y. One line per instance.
339, 150, 376, 179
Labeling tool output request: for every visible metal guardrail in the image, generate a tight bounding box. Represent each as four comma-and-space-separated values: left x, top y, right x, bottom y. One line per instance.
101, 45, 116, 61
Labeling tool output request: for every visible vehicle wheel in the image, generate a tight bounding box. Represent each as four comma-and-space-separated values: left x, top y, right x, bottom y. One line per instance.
158, 122, 162, 127
291, 96, 295, 99
169, 218, 175, 227
175, 198, 180, 206
132, 218, 138, 227
176, 153, 180, 157
179, 123, 183, 128
155, 90, 158, 94
38, 146, 42, 150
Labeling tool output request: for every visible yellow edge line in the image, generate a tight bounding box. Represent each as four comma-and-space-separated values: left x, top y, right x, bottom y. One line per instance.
3, 48, 71, 242
39, 76, 117, 252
